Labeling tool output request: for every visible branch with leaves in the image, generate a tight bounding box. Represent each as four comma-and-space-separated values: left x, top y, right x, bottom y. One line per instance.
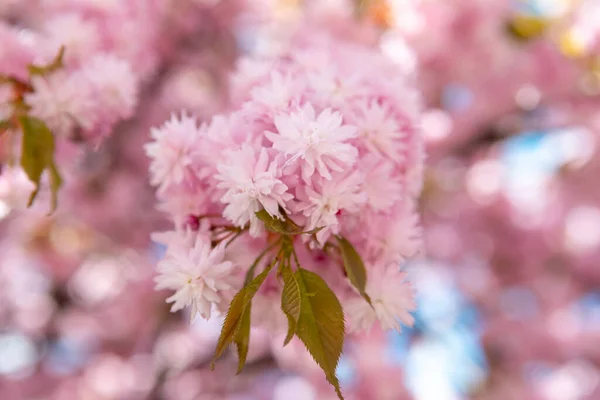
208, 210, 374, 400
149, 26, 423, 400
0, 48, 66, 212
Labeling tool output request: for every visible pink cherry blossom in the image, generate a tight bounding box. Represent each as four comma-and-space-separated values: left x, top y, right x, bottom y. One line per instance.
216, 145, 293, 237
145, 113, 202, 192
25, 71, 93, 138
345, 263, 416, 333
268, 104, 358, 183
155, 230, 237, 321
295, 171, 367, 244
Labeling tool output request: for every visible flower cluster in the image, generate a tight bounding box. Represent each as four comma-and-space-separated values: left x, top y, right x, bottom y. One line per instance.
0, 0, 151, 145
23, 53, 138, 145
148, 29, 423, 395
0, 1, 161, 211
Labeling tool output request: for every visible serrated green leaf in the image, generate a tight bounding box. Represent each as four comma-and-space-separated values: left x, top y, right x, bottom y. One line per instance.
19, 116, 55, 208
281, 264, 301, 346
28, 46, 65, 76
233, 304, 251, 374
336, 236, 372, 305
294, 268, 345, 400
212, 259, 275, 370
211, 287, 246, 369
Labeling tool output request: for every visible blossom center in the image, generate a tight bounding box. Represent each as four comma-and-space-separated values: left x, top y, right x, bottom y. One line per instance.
321, 199, 337, 215
306, 127, 321, 146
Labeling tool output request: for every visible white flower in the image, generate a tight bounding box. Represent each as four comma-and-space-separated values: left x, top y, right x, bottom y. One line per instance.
345, 263, 416, 333
267, 103, 358, 183
145, 112, 201, 192
155, 231, 236, 321
216, 145, 293, 237
295, 171, 366, 244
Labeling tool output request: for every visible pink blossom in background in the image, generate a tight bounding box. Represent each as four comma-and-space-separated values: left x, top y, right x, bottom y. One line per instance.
1, 1, 600, 400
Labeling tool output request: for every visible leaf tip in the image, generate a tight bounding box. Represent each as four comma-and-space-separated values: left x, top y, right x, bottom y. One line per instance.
283, 332, 294, 347
334, 385, 345, 400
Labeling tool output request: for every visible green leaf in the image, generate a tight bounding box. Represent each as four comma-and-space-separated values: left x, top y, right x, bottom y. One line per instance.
255, 209, 303, 235
28, 46, 65, 76
48, 162, 62, 213
353, 0, 369, 17
506, 16, 548, 43
212, 259, 275, 370
211, 288, 246, 368
294, 268, 346, 400
281, 264, 301, 346
0, 75, 24, 86
304, 226, 325, 235
255, 209, 323, 237
19, 116, 56, 208
336, 236, 372, 305
233, 304, 251, 374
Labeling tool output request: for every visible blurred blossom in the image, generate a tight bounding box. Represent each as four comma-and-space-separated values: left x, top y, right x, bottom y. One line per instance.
69, 256, 127, 305
563, 206, 600, 254
273, 376, 317, 400
421, 108, 453, 143
44, 337, 90, 376
466, 159, 503, 205
536, 361, 600, 400
1, 1, 600, 400
0, 333, 37, 377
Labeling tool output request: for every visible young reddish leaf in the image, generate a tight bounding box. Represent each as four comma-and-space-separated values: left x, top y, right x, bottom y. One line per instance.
336, 236, 372, 305
19, 116, 56, 209
281, 264, 301, 346
211, 259, 275, 369
294, 268, 346, 400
